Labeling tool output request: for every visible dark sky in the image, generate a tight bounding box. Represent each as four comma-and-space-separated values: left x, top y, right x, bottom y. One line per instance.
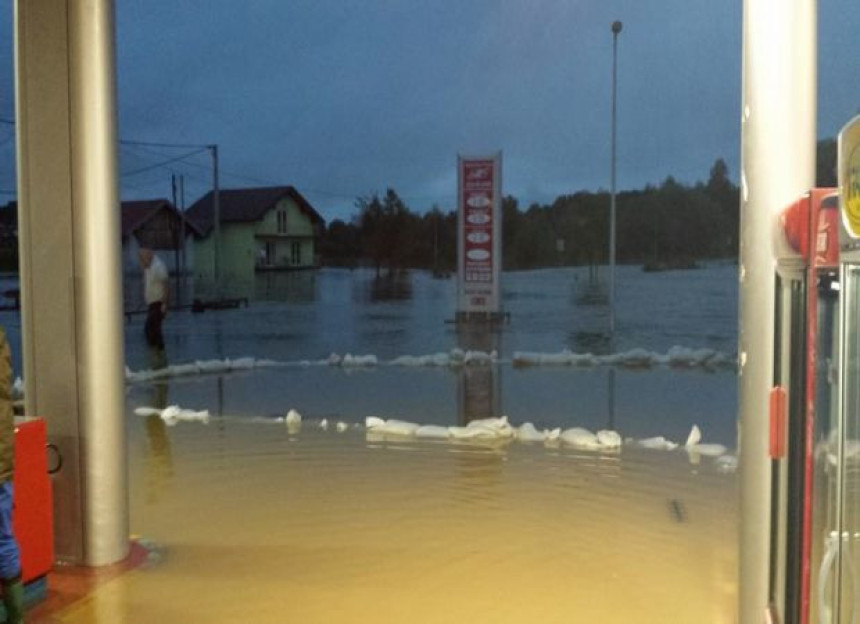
2, 1, 859, 221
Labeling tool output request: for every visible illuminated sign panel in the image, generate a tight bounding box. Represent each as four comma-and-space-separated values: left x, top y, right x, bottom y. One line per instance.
457, 153, 502, 315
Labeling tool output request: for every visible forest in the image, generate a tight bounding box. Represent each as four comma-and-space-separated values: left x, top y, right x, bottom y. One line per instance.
321, 158, 739, 272
321, 142, 840, 273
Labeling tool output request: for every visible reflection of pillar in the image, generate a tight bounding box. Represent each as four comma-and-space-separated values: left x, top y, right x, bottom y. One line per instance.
607, 368, 616, 432
456, 323, 502, 425
16, 0, 127, 565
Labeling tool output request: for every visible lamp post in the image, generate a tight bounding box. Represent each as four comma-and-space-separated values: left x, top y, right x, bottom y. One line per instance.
609, 20, 622, 353
606, 20, 622, 431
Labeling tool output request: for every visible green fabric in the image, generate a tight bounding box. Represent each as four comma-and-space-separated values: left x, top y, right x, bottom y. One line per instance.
2, 578, 22, 624
0, 329, 13, 484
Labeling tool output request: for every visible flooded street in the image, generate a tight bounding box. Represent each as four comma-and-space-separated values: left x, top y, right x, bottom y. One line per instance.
43, 418, 736, 624
17, 263, 739, 622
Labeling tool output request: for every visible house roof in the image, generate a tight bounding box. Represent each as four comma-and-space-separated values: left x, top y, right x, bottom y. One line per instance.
185, 186, 325, 236
121, 199, 203, 238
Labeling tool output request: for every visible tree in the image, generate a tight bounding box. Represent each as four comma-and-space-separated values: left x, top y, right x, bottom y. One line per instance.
357, 194, 386, 275
817, 139, 838, 187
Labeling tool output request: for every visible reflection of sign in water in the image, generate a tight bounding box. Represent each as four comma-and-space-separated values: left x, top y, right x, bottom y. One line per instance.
840, 117, 860, 239
461, 367, 497, 422
458, 153, 502, 314
456, 324, 502, 425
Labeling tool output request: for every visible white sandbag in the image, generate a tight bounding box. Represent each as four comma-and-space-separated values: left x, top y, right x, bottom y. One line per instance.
637, 436, 678, 450
685, 425, 702, 447
596, 430, 622, 448
561, 427, 600, 449
415, 425, 450, 439
516, 422, 545, 442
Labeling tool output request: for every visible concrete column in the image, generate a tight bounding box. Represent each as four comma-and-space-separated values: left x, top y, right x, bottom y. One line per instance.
15, 0, 128, 566
739, 0, 816, 622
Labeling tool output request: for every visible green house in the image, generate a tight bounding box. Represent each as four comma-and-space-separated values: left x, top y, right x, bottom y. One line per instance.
187, 186, 325, 290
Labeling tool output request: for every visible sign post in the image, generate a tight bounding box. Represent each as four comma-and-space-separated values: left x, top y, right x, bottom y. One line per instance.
457, 152, 503, 322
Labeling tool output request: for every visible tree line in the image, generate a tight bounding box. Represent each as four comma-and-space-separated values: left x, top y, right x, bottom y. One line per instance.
321, 158, 740, 273
0, 141, 840, 274
320, 143, 843, 273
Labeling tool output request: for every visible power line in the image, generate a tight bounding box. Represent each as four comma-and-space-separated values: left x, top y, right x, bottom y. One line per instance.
1, 116, 456, 205
1, 117, 211, 150
120, 147, 209, 177
120, 138, 212, 150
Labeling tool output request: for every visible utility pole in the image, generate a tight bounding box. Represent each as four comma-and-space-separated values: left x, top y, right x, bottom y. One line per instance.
171, 173, 180, 305
211, 144, 220, 297
179, 174, 186, 304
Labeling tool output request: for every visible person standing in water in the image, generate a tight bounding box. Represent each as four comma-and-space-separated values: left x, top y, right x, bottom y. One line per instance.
0, 328, 23, 623
139, 247, 169, 370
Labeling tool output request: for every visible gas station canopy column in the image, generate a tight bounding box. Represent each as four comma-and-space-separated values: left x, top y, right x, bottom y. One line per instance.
739, 0, 817, 621
14, 0, 128, 566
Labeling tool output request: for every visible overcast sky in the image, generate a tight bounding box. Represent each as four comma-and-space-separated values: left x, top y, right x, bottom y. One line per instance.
1, 0, 859, 221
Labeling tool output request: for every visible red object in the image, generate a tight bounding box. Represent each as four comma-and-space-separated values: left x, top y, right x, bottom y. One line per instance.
801, 189, 836, 624
781, 189, 838, 262
12, 418, 53, 583
813, 194, 839, 267
769, 386, 787, 459
461, 158, 495, 303
782, 192, 812, 257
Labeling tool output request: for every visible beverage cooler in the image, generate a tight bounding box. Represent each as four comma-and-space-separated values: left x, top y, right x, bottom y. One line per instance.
766, 115, 860, 624
770, 188, 839, 624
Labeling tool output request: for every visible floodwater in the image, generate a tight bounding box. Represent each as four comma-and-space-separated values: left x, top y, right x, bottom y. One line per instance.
119, 264, 739, 446
17, 263, 739, 622
40, 419, 737, 624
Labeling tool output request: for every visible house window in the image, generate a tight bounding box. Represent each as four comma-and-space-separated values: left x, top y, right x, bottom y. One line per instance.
277, 210, 288, 234
291, 242, 301, 265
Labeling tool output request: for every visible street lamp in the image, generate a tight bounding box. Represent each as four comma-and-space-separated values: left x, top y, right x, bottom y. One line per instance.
605, 20, 622, 430
609, 20, 622, 353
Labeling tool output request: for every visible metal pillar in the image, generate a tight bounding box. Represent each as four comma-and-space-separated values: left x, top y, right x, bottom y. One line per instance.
738, 0, 816, 621
15, 0, 128, 565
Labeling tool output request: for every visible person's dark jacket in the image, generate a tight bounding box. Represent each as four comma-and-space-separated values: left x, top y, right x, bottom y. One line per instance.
0, 328, 13, 484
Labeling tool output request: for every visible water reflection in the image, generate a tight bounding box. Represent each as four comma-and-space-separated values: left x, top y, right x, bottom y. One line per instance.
144, 382, 173, 504
568, 329, 611, 355
253, 271, 317, 303
195, 271, 319, 303
456, 322, 502, 425
110, 412, 737, 624
357, 270, 414, 302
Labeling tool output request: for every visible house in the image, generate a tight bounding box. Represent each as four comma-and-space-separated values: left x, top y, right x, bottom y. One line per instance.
121, 198, 199, 275
122, 198, 200, 307
186, 186, 325, 288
